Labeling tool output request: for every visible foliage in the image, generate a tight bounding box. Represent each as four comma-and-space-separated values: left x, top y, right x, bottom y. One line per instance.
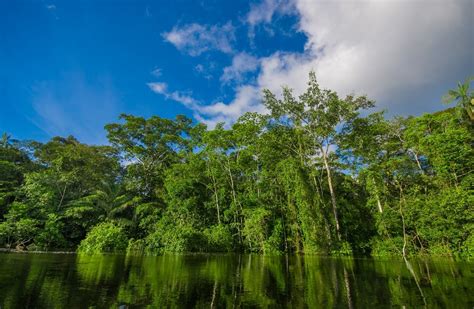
78, 222, 128, 253
0, 73, 472, 256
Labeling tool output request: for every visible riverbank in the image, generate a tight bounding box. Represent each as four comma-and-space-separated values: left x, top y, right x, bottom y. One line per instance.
0, 248, 76, 254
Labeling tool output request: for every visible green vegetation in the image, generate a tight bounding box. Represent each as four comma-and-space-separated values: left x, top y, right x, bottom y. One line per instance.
77, 222, 128, 253
0, 74, 472, 256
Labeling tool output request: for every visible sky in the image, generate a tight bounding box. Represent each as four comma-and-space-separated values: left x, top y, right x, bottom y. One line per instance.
0, 0, 472, 144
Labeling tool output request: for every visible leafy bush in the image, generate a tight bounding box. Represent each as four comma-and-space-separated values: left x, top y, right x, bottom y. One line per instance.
145, 222, 207, 253
127, 238, 146, 254
34, 214, 67, 250
78, 221, 128, 253
428, 243, 454, 257
371, 237, 403, 256
204, 225, 233, 252
263, 220, 284, 254
331, 241, 353, 256
460, 234, 474, 258
0, 216, 40, 249
242, 207, 271, 252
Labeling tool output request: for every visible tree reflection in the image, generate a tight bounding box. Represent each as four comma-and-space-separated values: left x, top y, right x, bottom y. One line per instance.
0, 253, 472, 308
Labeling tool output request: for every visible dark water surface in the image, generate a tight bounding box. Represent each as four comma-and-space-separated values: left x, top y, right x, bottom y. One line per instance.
0, 253, 472, 308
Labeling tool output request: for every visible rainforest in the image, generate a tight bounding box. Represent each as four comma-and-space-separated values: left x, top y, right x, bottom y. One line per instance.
0, 74, 473, 258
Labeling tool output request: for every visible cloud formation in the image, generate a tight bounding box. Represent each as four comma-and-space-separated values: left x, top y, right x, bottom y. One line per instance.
155, 0, 472, 128
268, 0, 471, 103
147, 81, 265, 128
220, 52, 259, 85
147, 82, 197, 108
209, 0, 472, 124
162, 22, 236, 56
246, 0, 295, 38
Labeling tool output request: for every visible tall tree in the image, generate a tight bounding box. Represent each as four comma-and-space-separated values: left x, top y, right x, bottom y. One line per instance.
263, 72, 374, 241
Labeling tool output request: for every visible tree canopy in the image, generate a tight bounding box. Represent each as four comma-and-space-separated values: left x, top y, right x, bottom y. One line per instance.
1, 73, 472, 257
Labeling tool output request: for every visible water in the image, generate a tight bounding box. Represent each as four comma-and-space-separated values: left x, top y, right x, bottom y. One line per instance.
0, 253, 472, 308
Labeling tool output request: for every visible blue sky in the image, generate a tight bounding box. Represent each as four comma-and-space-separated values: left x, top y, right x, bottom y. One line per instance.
1, 0, 472, 144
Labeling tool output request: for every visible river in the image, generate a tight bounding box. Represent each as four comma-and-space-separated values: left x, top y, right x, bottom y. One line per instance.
0, 253, 472, 308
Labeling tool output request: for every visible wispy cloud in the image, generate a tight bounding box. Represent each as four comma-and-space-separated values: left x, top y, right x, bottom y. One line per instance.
245, 0, 295, 39
194, 64, 214, 80
45, 3, 59, 19
30, 74, 120, 144
220, 52, 259, 85
147, 81, 264, 128
147, 82, 198, 108
151, 68, 162, 77
162, 22, 236, 56
246, 0, 292, 26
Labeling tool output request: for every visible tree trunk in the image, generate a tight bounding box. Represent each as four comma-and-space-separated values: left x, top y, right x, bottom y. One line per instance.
321, 147, 341, 241
410, 150, 424, 174
226, 157, 243, 244
398, 184, 408, 258
57, 184, 67, 211
208, 164, 221, 225
371, 176, 383, 213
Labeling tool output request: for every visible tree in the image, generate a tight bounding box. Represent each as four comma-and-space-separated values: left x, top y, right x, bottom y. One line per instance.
105, 114, 192, 200
442, 77, 474, 121
263, 72, 374, 241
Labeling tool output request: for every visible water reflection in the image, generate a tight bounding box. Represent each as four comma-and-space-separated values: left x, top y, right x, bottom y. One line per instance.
0, 253, 472, 308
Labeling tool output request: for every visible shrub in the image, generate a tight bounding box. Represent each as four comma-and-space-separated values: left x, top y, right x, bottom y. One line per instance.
331, 241, 353, 256
78, 221, 128, 253
263, 220, 284, 254
145, 223, 207, 253
460, 234, 474, 258
204, 225, 233, 252
371, 237, 404, 256
428, 243, 454, 257
242, 207, 271, 252
127, 238, 146, 254
34, 214, 67, 250
0, 217, 39, 249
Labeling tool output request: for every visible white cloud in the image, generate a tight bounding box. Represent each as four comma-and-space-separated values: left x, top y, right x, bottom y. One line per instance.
255, 0, 472, 113
246, 0, 279, 26
194, 64, 214, 80
147, 82, 167, 94
147, 82, 265, 128
190, 86, 265, 128
246, 0, 295, 27
199, 0, 472, 126
198, 85, 265, 123
220, 52, 259, 85
46, 4, 56, 10
195, 64, 204, 73
163, 22, 236, 56
156, 0, 472, 128
147, 82, 198, 108
246, 0, 295, 38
